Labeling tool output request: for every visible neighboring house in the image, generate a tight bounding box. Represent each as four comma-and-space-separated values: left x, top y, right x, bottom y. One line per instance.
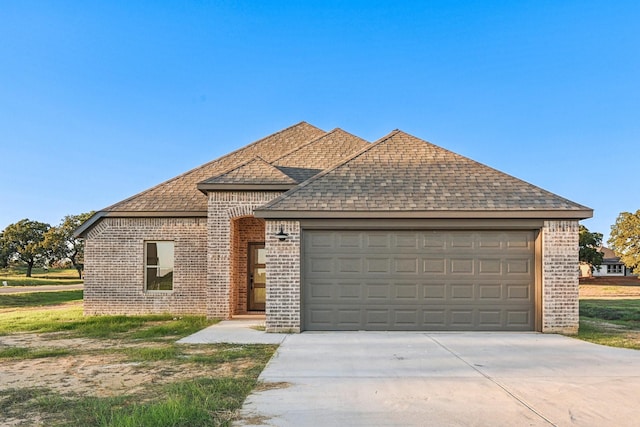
590, 247, 634, 277
76, 122, 593, 334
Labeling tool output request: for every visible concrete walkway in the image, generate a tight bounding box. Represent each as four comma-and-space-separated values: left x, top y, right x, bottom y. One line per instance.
235, 332, 640, 427
178, 317, 288, 345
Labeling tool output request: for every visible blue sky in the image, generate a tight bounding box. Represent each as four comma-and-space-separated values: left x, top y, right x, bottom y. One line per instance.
1, 1, 638, 241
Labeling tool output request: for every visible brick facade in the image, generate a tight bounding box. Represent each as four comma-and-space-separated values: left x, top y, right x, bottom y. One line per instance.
83, 210, 581, 334
265, 220, 301, 332
206, 191, 283, 319
541, 220, 580, 333
84, 217, 207, 315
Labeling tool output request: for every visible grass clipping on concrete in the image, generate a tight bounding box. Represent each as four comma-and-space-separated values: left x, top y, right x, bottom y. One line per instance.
0, 292, 277, 427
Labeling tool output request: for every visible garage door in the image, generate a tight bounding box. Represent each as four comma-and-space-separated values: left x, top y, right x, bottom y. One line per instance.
303, 230, 536, 331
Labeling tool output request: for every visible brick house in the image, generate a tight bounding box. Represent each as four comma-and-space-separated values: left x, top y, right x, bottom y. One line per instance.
76, 122, 592, 333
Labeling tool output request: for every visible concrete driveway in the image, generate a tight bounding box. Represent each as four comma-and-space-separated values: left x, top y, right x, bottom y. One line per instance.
236, 332, 640, 427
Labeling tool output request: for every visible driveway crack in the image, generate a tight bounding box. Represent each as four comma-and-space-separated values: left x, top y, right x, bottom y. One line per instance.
427, 334, 557, 427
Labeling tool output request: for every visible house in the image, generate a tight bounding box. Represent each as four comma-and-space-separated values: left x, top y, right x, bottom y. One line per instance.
582, 246, 634, 277
75, 122, 593, 333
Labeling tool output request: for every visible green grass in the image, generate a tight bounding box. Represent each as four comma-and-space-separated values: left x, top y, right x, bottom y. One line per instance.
577, 299, 640, 350
0, 307, 215, 339
1, 374, 268, 427
0, 346, 71, 359
579, 299, 640, 325
0, 295, 276, 426
0, 290, 83, 308
0, 276, 83, 286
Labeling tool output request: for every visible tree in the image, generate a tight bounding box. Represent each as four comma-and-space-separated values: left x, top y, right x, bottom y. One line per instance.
608, 209, 640, 270
1, 219, 51, 277
0, 232, 11, 268
579, 225, 604, 272
44, 212, 94, 279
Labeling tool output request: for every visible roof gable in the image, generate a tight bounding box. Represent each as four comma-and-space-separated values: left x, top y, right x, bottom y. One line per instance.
103, 121, 326, 213
256, 130, 593, 219
197, 157, 298, 191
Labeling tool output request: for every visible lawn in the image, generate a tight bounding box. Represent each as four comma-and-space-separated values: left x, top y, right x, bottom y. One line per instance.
0, 268, 83, 286
577, 278, 640, 350
0, 290, 83, 309
0, 292, 277, 426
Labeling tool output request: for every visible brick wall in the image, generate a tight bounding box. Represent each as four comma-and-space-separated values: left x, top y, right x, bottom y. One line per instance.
265, 220, 301, 332
542, 220, 580, 333
207, 191, 283, 319
84, 217, 207, 315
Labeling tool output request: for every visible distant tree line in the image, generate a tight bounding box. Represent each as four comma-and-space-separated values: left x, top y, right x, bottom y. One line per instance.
0, 212, 94, 278
580, 209, 640, 273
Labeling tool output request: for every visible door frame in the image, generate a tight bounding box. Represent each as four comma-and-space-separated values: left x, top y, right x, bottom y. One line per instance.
247, 242, 266, 311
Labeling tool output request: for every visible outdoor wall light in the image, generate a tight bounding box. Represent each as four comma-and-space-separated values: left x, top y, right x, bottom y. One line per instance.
275, 226, 289, 241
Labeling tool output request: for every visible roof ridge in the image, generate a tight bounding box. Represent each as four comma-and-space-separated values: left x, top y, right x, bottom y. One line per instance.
198, 156, 271, 183
104, 121, 324, 211
269, 128, 344, 165
258, 129, 396, 210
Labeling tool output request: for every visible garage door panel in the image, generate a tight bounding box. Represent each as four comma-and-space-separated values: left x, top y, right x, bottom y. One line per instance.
478, 310, 502, 326
478, 284, 502, 299
424, 259, 446, 273
423, 283, 447, 299
450, 259, 474, 274
395, 284, 419, 299
337, 233, 362, 248
303, 230, 535, 331
338, 258, 362, 273
506, 259, 530, 274
394, 258, 419, 273
450, 233, 475, 248
308, 257, 334, 274
366, 233, 391, 248
451, 284, 475, 300
506, 284, 531, 300
478, 259, 502, 274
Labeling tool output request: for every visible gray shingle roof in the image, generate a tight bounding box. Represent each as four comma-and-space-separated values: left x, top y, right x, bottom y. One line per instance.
200, 157, 298, 186
256, 130, 592, 217
104, 122, 326, 213
271, 129, 370, 182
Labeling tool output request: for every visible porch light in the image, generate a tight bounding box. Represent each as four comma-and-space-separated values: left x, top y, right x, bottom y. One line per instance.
275, 226, 289, 241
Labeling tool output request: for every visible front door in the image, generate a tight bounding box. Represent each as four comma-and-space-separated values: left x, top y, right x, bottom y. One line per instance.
248, 242, 266, 311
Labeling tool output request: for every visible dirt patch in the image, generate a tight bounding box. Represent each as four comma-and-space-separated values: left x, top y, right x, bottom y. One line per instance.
580, 285, 640, 299
580, 276, 640, 285
0, 334, 247, 398
579, 277, 640, 299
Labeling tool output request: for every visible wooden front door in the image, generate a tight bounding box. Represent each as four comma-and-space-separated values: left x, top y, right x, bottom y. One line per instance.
248, 242, 266, 311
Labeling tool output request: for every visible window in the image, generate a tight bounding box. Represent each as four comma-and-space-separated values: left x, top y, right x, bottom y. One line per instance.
145, 241, 174, 291
607, 264, 623, 274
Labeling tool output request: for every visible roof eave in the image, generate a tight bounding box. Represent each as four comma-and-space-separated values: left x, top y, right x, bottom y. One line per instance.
73, 210, 208, 238
254, 209, 594, 220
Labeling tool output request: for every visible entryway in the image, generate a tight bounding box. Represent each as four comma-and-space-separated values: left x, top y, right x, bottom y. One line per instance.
247, 242, 266, 311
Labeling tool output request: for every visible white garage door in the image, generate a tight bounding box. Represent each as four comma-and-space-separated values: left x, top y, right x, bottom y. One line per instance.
303, 230, 536, 331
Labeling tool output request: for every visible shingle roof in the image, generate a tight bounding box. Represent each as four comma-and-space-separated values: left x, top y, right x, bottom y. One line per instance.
104, 121, 326, 213
256, 130, 593, 218
271, 128, 370, 182
598, 247, 622, 264
200, 157, 298, 186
